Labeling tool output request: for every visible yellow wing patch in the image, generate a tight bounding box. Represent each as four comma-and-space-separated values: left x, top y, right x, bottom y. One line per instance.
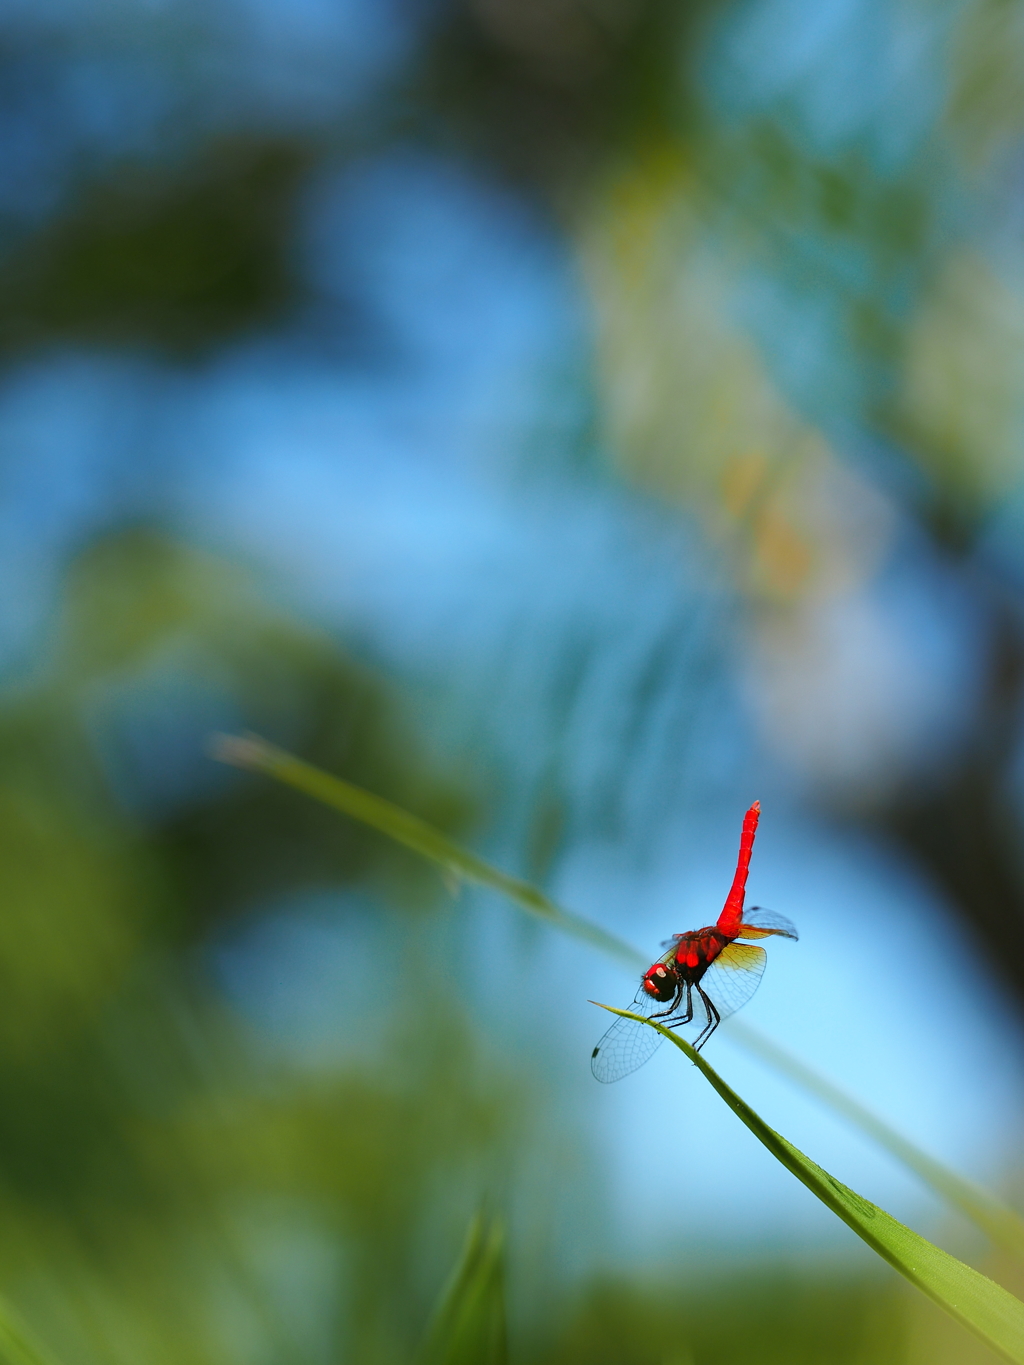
716, 942, 767, 971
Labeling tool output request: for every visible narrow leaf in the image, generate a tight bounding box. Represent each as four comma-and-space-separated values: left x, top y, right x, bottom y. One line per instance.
211, 733, 640, 969
419, 1213, 508, 1365
212, 735, 1024, 1264
595, 1002, 1024, 1365
727, 1018, 1024, 1259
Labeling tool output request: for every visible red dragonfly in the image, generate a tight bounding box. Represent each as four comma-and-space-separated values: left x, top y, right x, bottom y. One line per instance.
591, 801, 797, 1083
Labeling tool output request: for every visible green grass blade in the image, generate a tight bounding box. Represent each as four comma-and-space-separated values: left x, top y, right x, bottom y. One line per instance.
211, 734, 642, 969
726, 1017, 1024, 1259
212, 735, 1024, 1264
419, 1213, 508, 1365
595, 1002, 1024, 1364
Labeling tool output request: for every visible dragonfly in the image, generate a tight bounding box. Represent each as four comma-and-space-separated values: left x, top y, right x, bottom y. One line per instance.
591, 801, 797, 1083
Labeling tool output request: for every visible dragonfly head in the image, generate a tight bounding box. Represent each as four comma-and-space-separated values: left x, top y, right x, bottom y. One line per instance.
641, 962, 677, 1002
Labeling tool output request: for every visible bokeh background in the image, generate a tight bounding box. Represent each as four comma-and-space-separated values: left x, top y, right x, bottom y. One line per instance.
2, 0, 1024, 1361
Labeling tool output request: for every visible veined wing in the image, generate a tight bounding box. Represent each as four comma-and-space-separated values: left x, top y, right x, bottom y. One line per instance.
736, 906, 798, 941
591, 987, 669, 1084
703, 942, 767, 1019
592, 935, 780, 1078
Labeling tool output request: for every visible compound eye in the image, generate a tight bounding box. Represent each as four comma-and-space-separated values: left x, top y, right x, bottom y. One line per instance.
642, 964, 675, 1001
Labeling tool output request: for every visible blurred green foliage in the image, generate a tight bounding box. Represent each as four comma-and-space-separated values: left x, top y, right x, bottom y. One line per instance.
0, 528, 515, 1365
0, 142, 309, 357
419, 1214, 507, 1365
0, 525, 939, 1365
1, 0, 1023, 1359
537, 1272, 908, 1365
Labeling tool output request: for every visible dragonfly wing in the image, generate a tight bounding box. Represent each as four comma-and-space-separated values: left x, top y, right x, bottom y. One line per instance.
593, 936, 776, 1077
736, 906, 798, 941
703, 942, 766, 1020
591, 991, 666, 1083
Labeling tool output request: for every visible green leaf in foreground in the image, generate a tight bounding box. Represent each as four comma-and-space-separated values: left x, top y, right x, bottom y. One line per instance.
211, 736, 1024, 1263
727, 1017, 1024, 1261
595, 1002, 1024, 1364
419, 1213, 508, 1365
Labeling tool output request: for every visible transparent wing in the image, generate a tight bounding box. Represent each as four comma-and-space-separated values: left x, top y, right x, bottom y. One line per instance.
591, 988, 668, 1084
702, 942, 767, 1019
736, 906, 798, 941
592, 942, 774, 1079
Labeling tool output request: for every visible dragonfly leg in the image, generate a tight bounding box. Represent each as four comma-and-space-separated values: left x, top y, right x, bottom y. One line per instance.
691, 983, 721, 1051
649, 983, 681, 1023
656, 981, 694, 1029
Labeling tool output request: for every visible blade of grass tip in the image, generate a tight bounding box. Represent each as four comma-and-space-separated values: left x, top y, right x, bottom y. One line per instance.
594, 1002, 1024, 1365
419, 1213, 508, 1365
211, 734, 643, 971
726, 1017, 1024, 1261
210, 735, 1024, 1262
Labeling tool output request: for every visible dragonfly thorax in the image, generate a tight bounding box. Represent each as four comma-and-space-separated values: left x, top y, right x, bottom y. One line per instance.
672, 928, 729, 979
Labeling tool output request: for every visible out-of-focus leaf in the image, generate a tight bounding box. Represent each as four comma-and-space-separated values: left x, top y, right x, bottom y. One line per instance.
0, 1300, 59, 1365
419, 1213, 508, 1365
212, 734, 639, 968
216, 735, 1024, 1272
596, 1004, 1024, 1364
